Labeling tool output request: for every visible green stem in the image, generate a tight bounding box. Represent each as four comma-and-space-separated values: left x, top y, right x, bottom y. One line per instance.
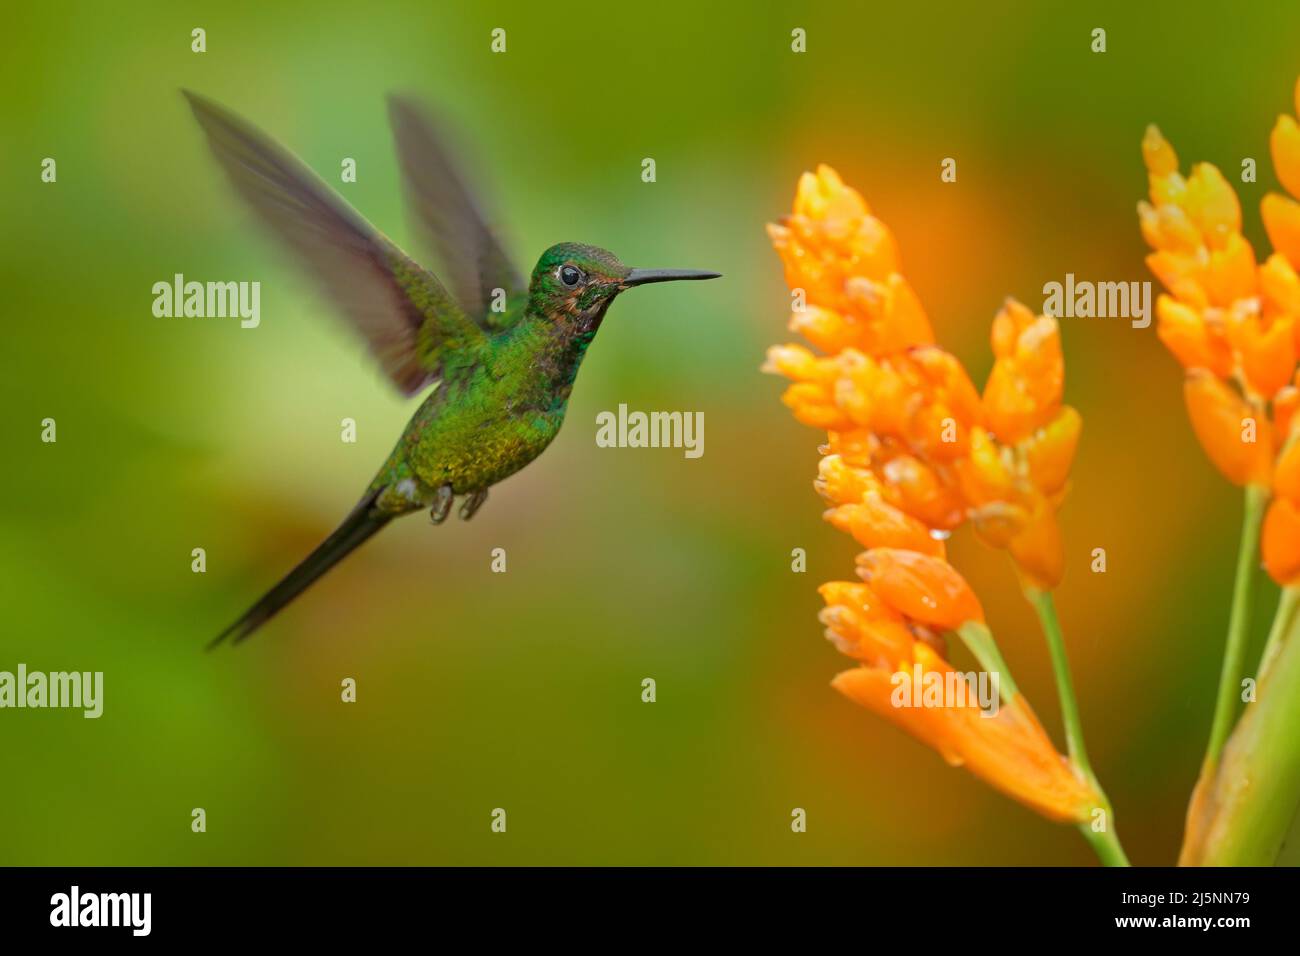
1080, 823, 1131, 867
1027, 589, 1092, 774
1259, 587, 1300, 683
1203, 483, 1268, 771
955, 620, 1020, 703
1027, 587, 1130, 866
1188, 590, 1300, 864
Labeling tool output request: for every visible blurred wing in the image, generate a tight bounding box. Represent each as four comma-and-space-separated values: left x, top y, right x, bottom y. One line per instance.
184, 90, 483, 396
387, 94, 525, 325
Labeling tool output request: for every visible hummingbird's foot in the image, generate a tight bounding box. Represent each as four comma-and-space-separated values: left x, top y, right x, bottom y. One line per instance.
429, 484, 454, 524
459, 489, 488, 521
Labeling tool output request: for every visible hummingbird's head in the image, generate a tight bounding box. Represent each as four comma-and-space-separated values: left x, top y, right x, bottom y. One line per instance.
529, 242, 720, 334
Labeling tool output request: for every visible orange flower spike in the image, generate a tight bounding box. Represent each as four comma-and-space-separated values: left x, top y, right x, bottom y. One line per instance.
786, 165, 900, 284
830, 662, 1099, 824
825, 499, 945, 558
955, 426, 1015, 504
820, 611, 915, 667
907, 405, 970, 461
765, 221, 811, 288
1276, 382, 1300, 440
761, 343, 833, 383
1023, 405, 1083, 496
883, 274, 936, 350
1183, 162, 1242, 247
823, 428, 879, 466
989, 297, 1035, 356
1183, 370, 1273, 486
1146, 250, 1213, 308
1275, 439, 1300, 503
1228, 308, 1296, 399
1271, 108, 1300, 201
1156, 295, 1234, 377
1258, 253, 1300, 318
1142, 125, 1184, 204
877, 453, 967, 530
836, 351, 909, 434
984, 307, 1064, 444
1138, 200, 1201, 253
830, 664, 962, 763
793, 164, 868, 225
786, 305, 870, 354
818, 581, 914, 665
910, 346, 984, 426
1009, 504, 1066, 591
1199, 233, 1258, 306
815, 454, 879, 505
856, 547, 984, 630
780, 382, 853, 431
1012, 316, 1065, 405
983, 359, 1041, 444
1263, 498, 1300, 586
844, 273, 935, 352
1141, 127, 1243, 248
1145, 249, 1196, 295
1262, 193, 1300, 270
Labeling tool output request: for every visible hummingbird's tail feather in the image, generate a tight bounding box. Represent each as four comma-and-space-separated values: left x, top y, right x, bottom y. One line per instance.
208, 492, 392, 649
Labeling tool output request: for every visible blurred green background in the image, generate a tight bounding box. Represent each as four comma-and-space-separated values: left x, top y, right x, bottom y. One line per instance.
3, 1, 1299, 865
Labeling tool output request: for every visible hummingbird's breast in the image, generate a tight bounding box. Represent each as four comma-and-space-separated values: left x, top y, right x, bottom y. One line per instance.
405, 364, 568, 494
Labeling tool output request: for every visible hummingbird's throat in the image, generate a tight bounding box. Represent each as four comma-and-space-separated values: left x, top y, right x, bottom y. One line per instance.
577, 298, 614, 336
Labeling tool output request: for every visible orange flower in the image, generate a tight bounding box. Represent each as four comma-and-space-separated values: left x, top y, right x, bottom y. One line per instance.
856, 548, 983, 631
769, 166, 1095, 825
984, 300, 1064, 444
765, 174, 1078, 587
1140, 108, 1300, 495
818, 581, 915, 665
767, 165, 932, 353
1270, 77, 1300, 211
1263, 440, 1300, 586
831, 660, 1098, 824
1155, 295, 1234, 378
965, 299, 1078, 589
1262, 497, 1300, 586
1183, 370, 1273, 487
824, 500, 946, 558
1262, 192, 1300, 268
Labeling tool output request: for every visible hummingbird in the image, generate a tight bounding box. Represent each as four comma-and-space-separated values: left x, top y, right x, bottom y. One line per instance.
185, 91, 720, 647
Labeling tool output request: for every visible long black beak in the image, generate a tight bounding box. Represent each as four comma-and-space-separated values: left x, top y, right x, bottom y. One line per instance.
623, 268, 722, 287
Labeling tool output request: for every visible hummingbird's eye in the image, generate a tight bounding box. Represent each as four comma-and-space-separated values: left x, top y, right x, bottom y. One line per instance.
558, 264, 583, 288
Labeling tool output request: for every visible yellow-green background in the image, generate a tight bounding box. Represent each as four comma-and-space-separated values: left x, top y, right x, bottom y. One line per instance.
3, 1, 1299, 865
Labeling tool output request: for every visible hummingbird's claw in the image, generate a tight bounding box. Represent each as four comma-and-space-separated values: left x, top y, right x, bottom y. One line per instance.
459, 489, 488, 521
429, 484, 454, 524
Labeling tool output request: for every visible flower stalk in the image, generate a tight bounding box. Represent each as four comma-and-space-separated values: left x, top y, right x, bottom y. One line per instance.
1025, 588, 1129, 866
1203, 484, 1268, 769
1182, 587, 1300, 864
1026, 589, 1093, 777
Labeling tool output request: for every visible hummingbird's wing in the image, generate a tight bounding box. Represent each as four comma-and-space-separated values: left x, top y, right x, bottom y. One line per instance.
387, 95, 526, 326
184, 90, 484, 396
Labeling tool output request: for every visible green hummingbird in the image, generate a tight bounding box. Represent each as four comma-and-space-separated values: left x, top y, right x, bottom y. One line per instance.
185, 91, 720, 647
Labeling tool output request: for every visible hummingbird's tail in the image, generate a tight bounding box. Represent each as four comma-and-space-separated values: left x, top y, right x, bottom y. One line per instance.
209, 491, 392, 649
